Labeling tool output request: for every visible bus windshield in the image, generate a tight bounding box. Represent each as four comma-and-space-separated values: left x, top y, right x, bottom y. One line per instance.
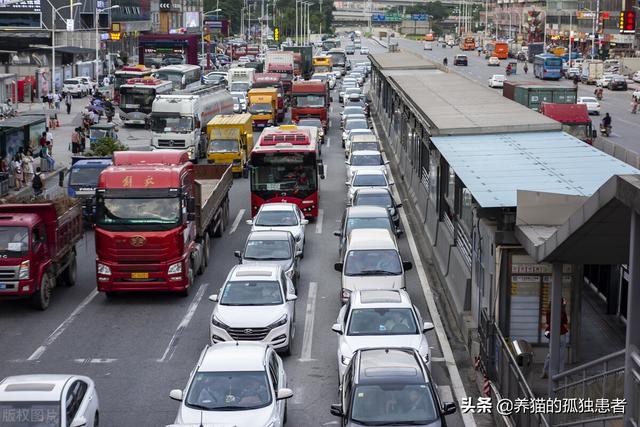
250, 152, 318, 193
119, 87, 156, 110
154, 71, 183, 87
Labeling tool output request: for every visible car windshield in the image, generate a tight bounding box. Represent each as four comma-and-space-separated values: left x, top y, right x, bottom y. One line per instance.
351, 154, 382, 166
249, 103, 272, 114
355, 192, 393, 208
245, 238, 292, 260
255, 210, 299, 226
353, 173, 387, 187
185, 371, 272, 410
347, 308, 418, 335
0, 226, 29, 258
69, 166, 108, 187
343, 107, 363, 116
97, 197, 180, 226
493, 75, 505, 80
210, 139, 239, 153
351, 142, 378, 152
346, 216, 392, 235
64, 79, 80, 85
351, 384, 438, 424
219, 280, 283, 305
345, 249, 402, 276
0, 401, 61, 426
298, 119, 322, 128
346, 121, 368, 131
346, 88, 361, 95
150, 115, 193, 133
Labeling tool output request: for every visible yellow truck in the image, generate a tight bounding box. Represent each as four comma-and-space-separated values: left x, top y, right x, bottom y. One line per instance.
207, 113, 254, 178
247, 87, 277, 129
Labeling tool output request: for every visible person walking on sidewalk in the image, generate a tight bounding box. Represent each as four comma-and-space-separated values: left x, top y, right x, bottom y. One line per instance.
541, 298, 569, 379
524, 63, 529, 74
32, 167, 44, 198
22, 148, 34, 184
71, 128, 81, 154
45, 127, 53, 153
65, 92, 72, 114
11, 154, 23, 190
46, 92, 53, 109
53, 92, 61, 110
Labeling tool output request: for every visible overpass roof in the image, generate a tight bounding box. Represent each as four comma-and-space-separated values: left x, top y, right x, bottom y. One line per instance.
369, 52, 435, 70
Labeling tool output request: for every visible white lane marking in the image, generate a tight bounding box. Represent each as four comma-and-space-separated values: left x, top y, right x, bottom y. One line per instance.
326, 136, 331, 147
323, 165, 328, 178
28, 290, 99, 361
229, 209, 246, 234
371, 120, 477, 427
431, 357, 446, 363
316, 209, 324, 234
158, 282, 210, 362
299, 281, 318, 362
438, 385, 454, 403
73, 358, 118, 364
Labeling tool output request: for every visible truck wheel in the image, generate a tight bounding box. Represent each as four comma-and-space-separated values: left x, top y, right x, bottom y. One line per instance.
242, 166, 249, 179
32, 273, 52, 310
203, 234, 210, 268
182, 261, 194, 297
63, 252, 77, 287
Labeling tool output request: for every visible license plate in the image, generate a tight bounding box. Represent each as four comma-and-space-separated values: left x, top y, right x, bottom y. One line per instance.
131, 272, 148, 279
0, 283, 5, 289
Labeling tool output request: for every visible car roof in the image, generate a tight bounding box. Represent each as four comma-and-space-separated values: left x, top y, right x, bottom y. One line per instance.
347, 205, 390, 218
247, 230, 293, 241
0, 375, 81, 402
355, 348, 426, 385
351, 150, 381, 156
347, 228, 396, 249
199, 342, 268, 372
346, 118, 367, 124
258, 203, 297, 212
354, 187, 391, 198
351, 289, 411, 307
353, 168, 385, 176
229, 263, 281, 280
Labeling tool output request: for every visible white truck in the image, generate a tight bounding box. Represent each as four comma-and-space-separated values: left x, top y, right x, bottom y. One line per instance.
227, 67, 255, 94
580, 60, 604, 85
150, 87, 234, 161
265, 51, 295, 74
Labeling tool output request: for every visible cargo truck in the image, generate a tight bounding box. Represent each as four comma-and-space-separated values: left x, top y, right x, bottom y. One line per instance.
94, 151, 232, 296
503, 81, 577, 110
67, 156, 113, 223
265, 51, 295, 98
252, 73, 286, 122
539, 103, 595, 145
247, 88, 278, 129
291, 80, 330, 129
150, 86, 234, 161
580, 60, 604, 85
227, 67, 256, 93
207, 113, 254, 177
283, 46, 313, 79
0, 199, 83, 310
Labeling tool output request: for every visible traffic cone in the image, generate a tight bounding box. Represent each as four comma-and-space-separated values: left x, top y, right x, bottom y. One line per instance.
483, 375, 491, 397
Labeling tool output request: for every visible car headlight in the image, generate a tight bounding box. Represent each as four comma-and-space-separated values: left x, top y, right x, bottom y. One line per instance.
285, 267, 294, 279
97, 263, 111, 276
268, 314, 288, 329
341, 355, 352, 365
212, 316, 228, 329
168, 262, 182, 275
294, 234, 301, 242
341, 288, 352, 300
18, 260, 29, 280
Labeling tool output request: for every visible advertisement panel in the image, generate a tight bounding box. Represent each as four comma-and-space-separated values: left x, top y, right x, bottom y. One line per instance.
0, 0, 41, 28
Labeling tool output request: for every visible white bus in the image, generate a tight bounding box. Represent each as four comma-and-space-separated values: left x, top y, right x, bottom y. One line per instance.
154, 64, 202, 91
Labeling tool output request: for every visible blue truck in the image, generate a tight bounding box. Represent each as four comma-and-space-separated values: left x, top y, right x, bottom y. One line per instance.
67, 157, 112, 223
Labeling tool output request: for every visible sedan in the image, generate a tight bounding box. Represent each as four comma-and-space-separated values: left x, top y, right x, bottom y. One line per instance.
341, 112, 367, 129
334, 206, 400, 259
360, 47, 370, 54
566, 67, 581, 79
577, 96, 601, 115
345, 150, 388, 179
488, 74, 505, 88
342, 119, 370, 147
608, 76, 628, 91
344, 129, 375, 153
230, 91, 247, 112
596, 73, 615, 87
454, 54, 468, 66
633, 71, 640, 83
247, 203, 308, 257
351, 187, 402, 227
346, 169, 393, 203
235, 231, 300, 286
488, 56, 500, 66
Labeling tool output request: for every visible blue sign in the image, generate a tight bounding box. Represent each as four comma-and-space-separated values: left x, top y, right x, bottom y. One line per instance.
412, 14, 427, 21
372, 14, 385, 22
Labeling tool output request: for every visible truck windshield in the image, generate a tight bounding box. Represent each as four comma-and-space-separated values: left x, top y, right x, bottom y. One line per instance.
230, 82, 250, 93
150, 115, 193, 133
0, 226, 29, 257
96, 197, 180, 227
249, 103, 272, 114
209, 139, 239, 153
69, 166, 108, 187
561, 123, 589, 141
294, 95, 325, 108
0, 401, 61, 426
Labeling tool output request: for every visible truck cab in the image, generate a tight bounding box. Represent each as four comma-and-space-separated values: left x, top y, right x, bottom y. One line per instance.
248, 88, 277, 129
539, 102, 594, 144
68, 157, 113, 222
207, 113, 254, 177
291, 80, 330, 129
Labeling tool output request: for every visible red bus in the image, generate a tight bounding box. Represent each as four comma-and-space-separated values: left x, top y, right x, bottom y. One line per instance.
249, 126, 325, 218
252, 73, 286, 122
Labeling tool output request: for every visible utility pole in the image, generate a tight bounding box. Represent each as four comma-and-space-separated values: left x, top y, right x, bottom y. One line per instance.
591, 0, 600, 58
295, 0, 298, 45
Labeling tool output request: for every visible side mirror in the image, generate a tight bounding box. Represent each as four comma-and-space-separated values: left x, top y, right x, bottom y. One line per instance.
345, 181, 351, 186
69, 417, 87, 427
333, 230, 342, 237
169, 389, 184, 401
186, 196, 196, 214
208, 294, 218, 302
423, 321, 435, 333
277, 388, 294, 400
396, 202, 403, 208
245, 219, 253, 225
402, 261, 413, 271
330, 403, 344, 417
396, 228, 404, 236
286, 293, 298, 301
301, 219, 309, 225
334, 262, 344, 272
331, 323, 343, 334
389, 181, 395, 186
384, 160, 390, 165
58, 169, 65, 187
345, 160, 350, 165
442, 402, 457, 415
234, 250, 243, 260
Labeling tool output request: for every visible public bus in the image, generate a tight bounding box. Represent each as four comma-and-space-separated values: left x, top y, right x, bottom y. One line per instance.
113, 65, 153, 105
312, 55, 332, 73
154, 64, 202, 91
533, 54, 562, 80
460, 36, 476, 51
249, 125, 325, 219
423, 33, 435, 50
118, 77, 173, 126
322, 39, 340, 50
327, 48, 347, 75
492, 41, 509, 59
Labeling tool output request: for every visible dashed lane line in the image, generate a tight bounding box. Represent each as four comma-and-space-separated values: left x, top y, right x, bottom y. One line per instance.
298, 281, 318, 362
316, 209, 324, 234
229, 209, 246, 234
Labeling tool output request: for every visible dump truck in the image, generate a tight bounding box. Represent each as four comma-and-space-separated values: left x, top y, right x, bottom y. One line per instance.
247, 87, 278, 129
539, 103, 595, 145
580, 60, 604, 85
503, 81, 577, 110
207, 113, 254, 178
94, 150, 232, 295
0, 199, 83, 309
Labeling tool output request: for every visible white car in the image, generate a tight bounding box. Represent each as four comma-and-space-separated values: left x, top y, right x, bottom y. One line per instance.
209, 264, 297, 354
488, 74, 505, 88
342, 118, 369, 147
170, 342, 293, 427
230, 91, 247, 111
633, 89, 640, 99
345, 149, 388, 178
345, 129, 375, 153
633, 71, 640, 83
0, 374, 100, 427
360, 47, 370, 55
247, 203, 308, 257
311, 72, 336, 89
577, 96, 601, 115
596, 73, 616, 87
346, 169, 393, 203
332, 289, 434, 378
488, 56, 500, 66
78, 76, 95, 94
348, 72, 365, 86
238, 56, 251, 64
63, 78, 87, 97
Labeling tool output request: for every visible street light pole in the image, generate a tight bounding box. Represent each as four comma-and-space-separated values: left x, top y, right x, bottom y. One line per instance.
52, 2, 82, 95
95, 5, 119, 81
201, 9, 221, 70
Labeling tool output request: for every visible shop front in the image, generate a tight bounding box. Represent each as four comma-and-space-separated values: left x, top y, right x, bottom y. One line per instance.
138, 33, 200, 67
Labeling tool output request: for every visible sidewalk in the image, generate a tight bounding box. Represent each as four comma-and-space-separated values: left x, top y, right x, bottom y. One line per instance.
0, 167, 67, 203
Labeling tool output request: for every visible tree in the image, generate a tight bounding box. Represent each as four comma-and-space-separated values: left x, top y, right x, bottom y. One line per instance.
84, 137, 128, 157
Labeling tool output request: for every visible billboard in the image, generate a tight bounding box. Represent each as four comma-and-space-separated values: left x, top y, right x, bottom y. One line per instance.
0, 0, 42, 28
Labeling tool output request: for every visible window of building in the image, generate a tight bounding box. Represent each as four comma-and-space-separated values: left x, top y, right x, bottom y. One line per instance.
428, 149, 439, 202
460, 187, 474, 234
420, 140, 429, 190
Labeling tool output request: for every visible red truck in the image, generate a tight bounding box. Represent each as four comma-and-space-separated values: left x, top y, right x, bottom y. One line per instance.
539, 103, 595, 144
292, 52, 303, 77
94, 150, 232, 296
0, 200, 83, 310
252, 73, 286, 123
265, 51, 294, 99
291, 80, 330, 129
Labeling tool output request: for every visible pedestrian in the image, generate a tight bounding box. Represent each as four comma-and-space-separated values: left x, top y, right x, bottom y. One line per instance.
524, 63, 529, 74
573, 74, 580, 86
65, 92, 72, 114
22, 148, 34, 184
46, 92, 53, 109
541, 298, 569, 379
71, 127, 81, 154
32, 166, 44, 198
53, 92, 61, 110
78, 126, 87, 152
39, 131, 47, 150
11, 154, 23, 190
45, 127, 53, 153
103, 75, 110, 87
443, 57, 448, 66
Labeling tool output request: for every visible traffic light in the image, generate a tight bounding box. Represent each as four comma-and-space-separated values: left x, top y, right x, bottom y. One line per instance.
274, 27, 280, 41
619, 10, 636, 33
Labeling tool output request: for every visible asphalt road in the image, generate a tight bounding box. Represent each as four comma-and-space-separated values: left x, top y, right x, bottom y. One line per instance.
388, 37, 640, 154
0, 48, 473, 427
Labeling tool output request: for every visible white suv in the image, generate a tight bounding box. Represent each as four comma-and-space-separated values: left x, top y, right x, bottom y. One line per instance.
334, 228, 413, 303
63, 78, 87, 97
0, 374, 100, 427
209, 264, 297, 354
345, 149, 388, 179
332, 289, 434, 378
170, 342, 293, 427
